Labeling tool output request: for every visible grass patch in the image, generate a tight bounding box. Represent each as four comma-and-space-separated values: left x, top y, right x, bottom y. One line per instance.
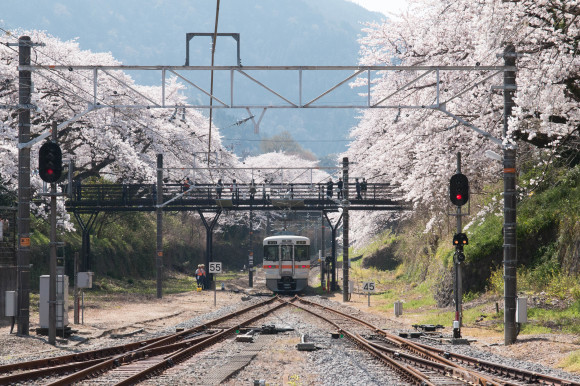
414, 309, 454, 326
373, 276, 437, 313
558, 350, 580, 373
518, 323, 553, 334
526, 300, 580, 334
83, 270, 246, 298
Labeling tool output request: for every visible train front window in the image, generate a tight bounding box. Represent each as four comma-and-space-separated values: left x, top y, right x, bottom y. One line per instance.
264, 245, 278, 260
281, 245, 292, 260
295, 245, 309, 260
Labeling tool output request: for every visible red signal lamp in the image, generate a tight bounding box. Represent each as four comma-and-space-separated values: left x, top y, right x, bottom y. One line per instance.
453, 233, 469, 246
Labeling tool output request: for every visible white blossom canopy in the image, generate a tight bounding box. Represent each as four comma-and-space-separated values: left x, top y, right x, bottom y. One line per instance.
345, 0, 579, 245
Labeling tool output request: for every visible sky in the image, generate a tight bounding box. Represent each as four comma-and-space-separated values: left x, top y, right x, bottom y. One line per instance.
348, 0, 408, 15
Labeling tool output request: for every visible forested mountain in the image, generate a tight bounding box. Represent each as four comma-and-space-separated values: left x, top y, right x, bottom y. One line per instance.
1, 0, 384, 157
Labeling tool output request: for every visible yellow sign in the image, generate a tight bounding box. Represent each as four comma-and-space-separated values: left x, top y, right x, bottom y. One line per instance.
20, 237, 30, 247
157, 251, 163, 257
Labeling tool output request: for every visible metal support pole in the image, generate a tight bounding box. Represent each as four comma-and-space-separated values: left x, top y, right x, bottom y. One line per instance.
249, 208, 253, 287
321, 213, 325, 288
17, 36, 32, 336
503, 44, 517, 345
156, 154, 163, 299
342, 157, 350, 302
331, 226, 337, 290
74, 212, 98, 272
199, 210, 222, 288
48, 122, 58, 345
323, 211, 342, 292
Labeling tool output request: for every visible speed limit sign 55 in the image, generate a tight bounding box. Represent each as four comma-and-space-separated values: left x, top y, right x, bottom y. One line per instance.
209, 262, 222, 274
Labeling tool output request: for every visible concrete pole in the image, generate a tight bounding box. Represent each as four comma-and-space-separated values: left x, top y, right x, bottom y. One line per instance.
455, 152, 463, 330
156, 154, 163, 299
48, 122, 58, 345
342, 157, 350, 302
503, 44, 517, 345
73, 252, 79, 324
17, 36, 32, 336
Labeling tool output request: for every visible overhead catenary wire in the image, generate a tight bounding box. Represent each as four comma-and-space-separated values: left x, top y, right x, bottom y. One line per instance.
207, 0, 221, 168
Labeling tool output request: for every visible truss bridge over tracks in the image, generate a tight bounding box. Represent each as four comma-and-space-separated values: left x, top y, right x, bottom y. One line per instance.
65, 182, 408, 213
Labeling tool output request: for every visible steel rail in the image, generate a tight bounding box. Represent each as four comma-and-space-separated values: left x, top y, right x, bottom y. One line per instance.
409, 340, 580, 386
295, 297, 580, 386
45, 296, 279, 385
114, 300, 287, 386
0, 334, 169, 374
295, 296, 452, 365
0, 358, 105, 385
293, 296, 501, 385
285, 299, 434, 385
0, 297, 276, 385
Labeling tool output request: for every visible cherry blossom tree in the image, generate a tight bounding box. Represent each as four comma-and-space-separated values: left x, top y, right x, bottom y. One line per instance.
346, 0, 579, 245
0, 30, 239, 227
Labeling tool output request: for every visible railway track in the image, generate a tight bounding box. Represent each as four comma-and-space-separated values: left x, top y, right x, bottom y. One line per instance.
0, 295, 578, 385
0, 297, 282, 385
291, 296, 580, 386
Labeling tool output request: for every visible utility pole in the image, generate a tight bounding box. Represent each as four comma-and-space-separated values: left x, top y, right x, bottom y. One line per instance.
48, 122, 58, 345
342, 157, 350, 302
156, 154, 163, 299
503, 44, 517, 345
17, 36, 32, 336
249, 208, 253, 287
454, 152, 463, 338
321, 213, 325, 289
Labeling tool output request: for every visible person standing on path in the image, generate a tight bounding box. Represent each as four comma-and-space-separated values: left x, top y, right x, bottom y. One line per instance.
231, 179, 239, 201
195, 265, 202, 288
361, 177, 367, 199
216, 179, 223, 199
337, 177, 343, 199
326, 178, 334, 199
355, 178, 362, 200
249, 179, 257, 200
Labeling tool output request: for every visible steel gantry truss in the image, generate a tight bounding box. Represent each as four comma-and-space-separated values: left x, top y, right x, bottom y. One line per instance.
17, 64, 513, 142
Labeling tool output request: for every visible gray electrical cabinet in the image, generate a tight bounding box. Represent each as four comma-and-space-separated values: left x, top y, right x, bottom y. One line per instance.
77, 272, 93, 288
4, 291, 16, 317
39, 275, 69, 328
516, 297, 527, 323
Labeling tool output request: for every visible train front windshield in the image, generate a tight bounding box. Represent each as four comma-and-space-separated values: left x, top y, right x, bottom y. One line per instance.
264, 245, 278, 260
295, 245, 309, 260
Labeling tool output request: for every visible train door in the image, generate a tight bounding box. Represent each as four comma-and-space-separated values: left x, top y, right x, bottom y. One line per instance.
279, 242, 295, 278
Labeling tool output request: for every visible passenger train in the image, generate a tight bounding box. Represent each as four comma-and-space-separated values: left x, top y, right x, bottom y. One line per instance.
263, 235, 310, 292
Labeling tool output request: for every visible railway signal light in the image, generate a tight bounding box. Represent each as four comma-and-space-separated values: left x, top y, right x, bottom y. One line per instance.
449, 173, 469, 206
453, 233, 469, 246
39, 141, 63, 183
455, 250, 466, 262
